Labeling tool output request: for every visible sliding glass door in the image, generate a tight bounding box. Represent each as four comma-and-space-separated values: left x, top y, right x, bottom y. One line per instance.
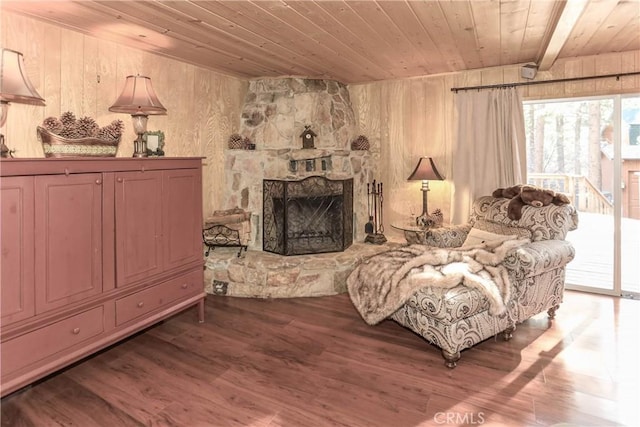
620, 97, 640, 296
524, 95, 640, 296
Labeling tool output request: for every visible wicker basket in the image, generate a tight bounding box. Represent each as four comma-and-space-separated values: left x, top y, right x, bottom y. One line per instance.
37, 126, 120, 158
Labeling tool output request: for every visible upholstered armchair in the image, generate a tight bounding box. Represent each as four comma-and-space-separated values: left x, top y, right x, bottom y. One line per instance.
389, 195, 578, 367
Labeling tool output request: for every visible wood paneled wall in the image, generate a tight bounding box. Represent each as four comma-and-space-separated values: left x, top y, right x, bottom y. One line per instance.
350, 50, 640, 239
3, 11, 638, 239
1, 12, 248, 217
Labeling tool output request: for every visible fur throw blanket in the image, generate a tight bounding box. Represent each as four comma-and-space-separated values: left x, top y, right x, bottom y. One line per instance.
347, 239, 529, 325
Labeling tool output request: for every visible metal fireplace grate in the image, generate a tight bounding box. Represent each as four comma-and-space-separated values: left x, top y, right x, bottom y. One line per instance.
263, 176, 353, 256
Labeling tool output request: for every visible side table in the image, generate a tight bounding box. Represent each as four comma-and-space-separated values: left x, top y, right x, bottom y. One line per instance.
390, 222, 432, 245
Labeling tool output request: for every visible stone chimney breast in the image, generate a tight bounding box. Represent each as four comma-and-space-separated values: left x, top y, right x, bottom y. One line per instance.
224, 77, 373, 250
239, 77, 356, 150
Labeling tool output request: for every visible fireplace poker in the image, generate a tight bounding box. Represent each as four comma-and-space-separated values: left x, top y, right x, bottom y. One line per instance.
378, 182, 384, 233
365, 182, 374, 234
372, 179, 378, 234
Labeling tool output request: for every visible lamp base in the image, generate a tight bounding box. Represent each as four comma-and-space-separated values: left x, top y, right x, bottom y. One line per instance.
365, 233, 387, 244
1, 134, 14, 158
132, 134, 148, 158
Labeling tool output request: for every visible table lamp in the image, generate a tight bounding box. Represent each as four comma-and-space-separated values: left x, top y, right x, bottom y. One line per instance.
407, 157, 444, 217
1, 48, 46, 157
109, 75, 166, 157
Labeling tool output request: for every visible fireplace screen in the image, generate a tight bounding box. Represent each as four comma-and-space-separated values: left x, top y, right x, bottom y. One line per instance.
263, 176, 353, 256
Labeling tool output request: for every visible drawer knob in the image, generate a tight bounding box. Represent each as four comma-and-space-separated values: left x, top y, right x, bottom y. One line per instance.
117, 177, 123, 183
137, 302, 144, 308
95, 179, 102, 185
72, 327, 81, 335
181, 283, 188, 289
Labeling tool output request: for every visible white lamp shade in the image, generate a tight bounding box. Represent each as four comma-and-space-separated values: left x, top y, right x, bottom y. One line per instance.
0, 48, 45, 105
109, 75, 167, 115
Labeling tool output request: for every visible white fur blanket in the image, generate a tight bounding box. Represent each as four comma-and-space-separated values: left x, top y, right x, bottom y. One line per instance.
347, 239, 529, 325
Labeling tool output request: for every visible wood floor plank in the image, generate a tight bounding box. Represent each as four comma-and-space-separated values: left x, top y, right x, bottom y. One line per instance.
2, 290, 638, 426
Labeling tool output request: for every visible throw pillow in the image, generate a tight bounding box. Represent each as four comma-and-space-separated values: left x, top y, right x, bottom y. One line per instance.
461, 227, 517, 248
473, 219, 532, 239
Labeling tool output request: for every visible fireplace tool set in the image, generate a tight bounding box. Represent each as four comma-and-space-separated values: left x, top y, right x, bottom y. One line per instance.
365, 180, 387, 244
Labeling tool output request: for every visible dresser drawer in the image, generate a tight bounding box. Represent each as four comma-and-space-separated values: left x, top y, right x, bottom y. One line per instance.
1, 306, 104, 376
115, 271, 201, 326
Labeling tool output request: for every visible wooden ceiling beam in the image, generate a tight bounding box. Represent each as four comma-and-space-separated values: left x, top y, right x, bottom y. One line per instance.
536, 0, 589, 71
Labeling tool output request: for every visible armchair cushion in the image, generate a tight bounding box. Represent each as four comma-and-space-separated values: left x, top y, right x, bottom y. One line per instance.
461, 227, 517, 247
472, 219, 532, 239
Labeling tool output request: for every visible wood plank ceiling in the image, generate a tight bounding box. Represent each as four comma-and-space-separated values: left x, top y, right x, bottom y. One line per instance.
2, 0, 639, 84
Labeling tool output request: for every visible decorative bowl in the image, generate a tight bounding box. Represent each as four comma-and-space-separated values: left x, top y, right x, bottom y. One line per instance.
37, 126, 120, 158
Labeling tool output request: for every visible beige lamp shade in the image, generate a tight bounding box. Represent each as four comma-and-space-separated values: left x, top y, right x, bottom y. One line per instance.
0, 48, 45, 105
109, 75, 167, 115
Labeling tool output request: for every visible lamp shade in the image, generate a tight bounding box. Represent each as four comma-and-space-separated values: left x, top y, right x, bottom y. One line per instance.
0, 48, 45, 105
408, 157, 444, 181
109, 75, 167, 115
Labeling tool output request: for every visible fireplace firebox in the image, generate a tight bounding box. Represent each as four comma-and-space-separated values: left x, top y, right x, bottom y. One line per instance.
263, 176, 353, 256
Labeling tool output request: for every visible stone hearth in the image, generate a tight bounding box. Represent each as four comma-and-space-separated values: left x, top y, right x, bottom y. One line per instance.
204, 242, 400, 298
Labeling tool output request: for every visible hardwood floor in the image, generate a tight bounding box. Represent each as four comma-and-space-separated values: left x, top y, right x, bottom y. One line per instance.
2, 290, 638, 427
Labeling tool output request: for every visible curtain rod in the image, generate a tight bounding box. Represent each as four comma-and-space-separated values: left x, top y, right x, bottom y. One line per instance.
450, 71, 640, 93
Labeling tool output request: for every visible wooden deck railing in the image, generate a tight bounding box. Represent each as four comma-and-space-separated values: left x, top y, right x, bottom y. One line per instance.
528, 173, 613, 215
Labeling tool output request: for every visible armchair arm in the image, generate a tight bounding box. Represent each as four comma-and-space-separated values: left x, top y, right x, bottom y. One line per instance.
503, 240, 575, 279
422, 224, 472, 248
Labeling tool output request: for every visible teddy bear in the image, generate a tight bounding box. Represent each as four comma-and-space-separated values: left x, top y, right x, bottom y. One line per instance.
492, 184, 570, 220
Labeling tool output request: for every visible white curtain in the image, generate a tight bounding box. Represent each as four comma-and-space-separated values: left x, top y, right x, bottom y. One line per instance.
451, 87, 527, 224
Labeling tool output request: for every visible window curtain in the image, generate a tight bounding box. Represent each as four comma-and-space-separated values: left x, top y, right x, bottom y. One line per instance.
451, 87, 527, 224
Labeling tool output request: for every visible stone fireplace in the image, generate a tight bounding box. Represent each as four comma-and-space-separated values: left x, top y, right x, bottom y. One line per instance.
263, 176, 353, 256
223, 77, 375, 250
206, 77, 383, 298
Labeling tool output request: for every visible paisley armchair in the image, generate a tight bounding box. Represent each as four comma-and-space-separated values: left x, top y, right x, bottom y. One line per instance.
390, 195, 579, 367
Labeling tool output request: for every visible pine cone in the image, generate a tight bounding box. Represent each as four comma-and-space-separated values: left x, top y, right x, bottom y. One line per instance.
77, 116, 99, 138
60, 111, 76, 127
42, 117, 63, 133
97, 120, 124, 142
431, 209, 444, 225
350, 135, 369, 150
228, 133, 244, 149
58, 125, 78, 139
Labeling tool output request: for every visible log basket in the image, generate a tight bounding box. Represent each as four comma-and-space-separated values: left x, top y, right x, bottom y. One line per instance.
37, 126, 120, 158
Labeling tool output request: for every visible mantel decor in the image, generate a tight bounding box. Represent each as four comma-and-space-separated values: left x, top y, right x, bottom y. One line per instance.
300, 125, 316, 149
227, 133, 255, 150
350, 135, 370, 150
